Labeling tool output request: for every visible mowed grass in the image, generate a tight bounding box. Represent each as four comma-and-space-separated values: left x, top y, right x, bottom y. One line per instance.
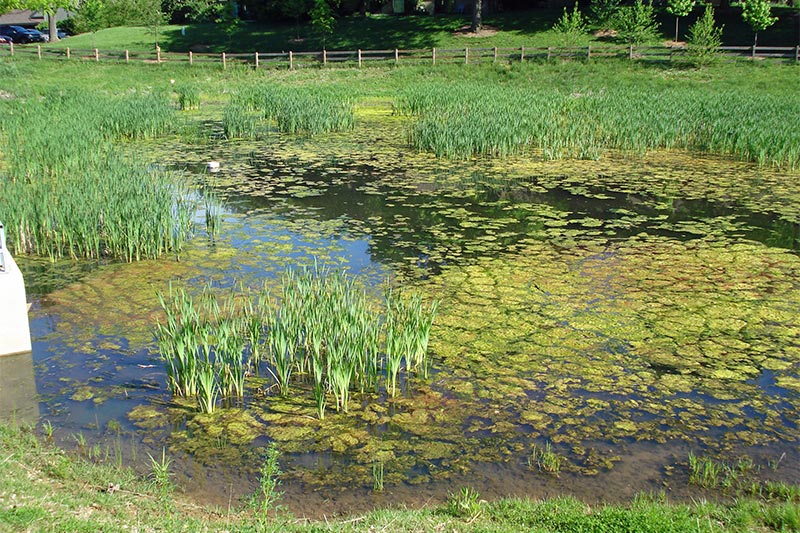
39, 7, 800, 55
1, 422, 798, 532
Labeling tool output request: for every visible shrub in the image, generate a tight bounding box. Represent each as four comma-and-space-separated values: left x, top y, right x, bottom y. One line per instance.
686, 4, 723, 67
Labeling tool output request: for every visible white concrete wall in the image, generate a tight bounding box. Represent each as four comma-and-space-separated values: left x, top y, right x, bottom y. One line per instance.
0, 251, 32, 357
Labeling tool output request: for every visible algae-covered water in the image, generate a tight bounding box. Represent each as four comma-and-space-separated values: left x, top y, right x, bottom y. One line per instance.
14, 103, 800, 517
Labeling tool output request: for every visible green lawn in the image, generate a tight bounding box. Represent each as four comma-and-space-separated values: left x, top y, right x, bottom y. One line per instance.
41, 7, 800, 55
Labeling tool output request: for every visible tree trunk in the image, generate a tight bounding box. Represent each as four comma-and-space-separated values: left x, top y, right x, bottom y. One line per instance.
674, 16, 679, 43
48, 12, 58, 42
471, 0, 482, 32
754, 31, 758, 48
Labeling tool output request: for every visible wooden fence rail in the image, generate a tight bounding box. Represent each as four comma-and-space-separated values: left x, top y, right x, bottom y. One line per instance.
2, 43, 799, 68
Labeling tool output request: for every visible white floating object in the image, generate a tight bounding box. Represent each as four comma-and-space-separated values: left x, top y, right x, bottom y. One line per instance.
206, 161, 220, 172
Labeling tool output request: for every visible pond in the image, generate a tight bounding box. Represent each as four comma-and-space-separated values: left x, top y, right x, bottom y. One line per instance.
11, 102, 800, 517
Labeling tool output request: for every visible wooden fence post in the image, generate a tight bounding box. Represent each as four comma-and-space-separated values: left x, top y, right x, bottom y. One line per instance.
156, 46, 161, 63
37, 45, 41, 60
95, 48, 99, 62
587, 44, 591, 60
546, 47, 551, 61
432, 47, 436, 65
125, 49, 129, 63
65, 47, 70, 59
189, 51, 193, 65
520, 46, 524, 62
8, 41, 12, 56
323, 49, 327, 65
395, 48, 399, 65
222, 52, 226, 69
358, 49, 362, 68
493, 46, 497, 63
628, 44, 633, 60
796, 45, 799, 62
289, 50, 293, 70
751, 44, 756, 59
255, 51, 259, 68
465, 47, 469, 64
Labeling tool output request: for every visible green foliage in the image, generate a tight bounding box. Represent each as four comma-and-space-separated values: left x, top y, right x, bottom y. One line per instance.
590, 0, 622, 28
177, 84, 200, 110
666, 0, 694, 17
529, 442, 562, 476
155, 267, 439, 417
666, 0, 694, 42
73, 0, 107, 35
446, 487, 482, 518
739, 0, 778, 45
397, 79, 800, 167
0, 90, 199, 262
613, 0, 659, 44
686, 4, 723, 66
552, 4, 588, 47
280, 0, 312, 38
147, 448, 173, 496
310, 0, 337, 48
231, 84, 355, 135
249, 443, 283, 520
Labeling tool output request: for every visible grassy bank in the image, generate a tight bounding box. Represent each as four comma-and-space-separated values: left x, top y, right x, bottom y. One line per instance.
0, 423, 798, 532
39, 7, 800, 55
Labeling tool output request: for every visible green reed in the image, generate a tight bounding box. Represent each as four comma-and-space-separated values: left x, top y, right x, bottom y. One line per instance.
397, 82, 800, 168
229, 85, 355, 135
176, 84, 200, 110
0, 89, 208, 262
154, 266, 440, 417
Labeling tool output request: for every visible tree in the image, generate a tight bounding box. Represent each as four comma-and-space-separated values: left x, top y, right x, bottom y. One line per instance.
73, 0, 106, 48
310, 0, 336, 48
666, 0, 695, 43
590, 0, 622, 29
739, 0, 777, 47
471, 0, 481, 32
686, 4, 723, 66
12, 1, 76, 42
552, 3, 588, 47
613, 0, 659, 44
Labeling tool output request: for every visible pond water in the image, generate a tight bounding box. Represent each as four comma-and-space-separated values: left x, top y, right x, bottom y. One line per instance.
9, 104, 800, 517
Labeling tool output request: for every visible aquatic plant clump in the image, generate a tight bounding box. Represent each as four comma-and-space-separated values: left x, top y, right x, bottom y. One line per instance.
397, 83, 800, 167
155, 267, 439, 416
229, 85, 356, 135
0, 89, 199, 261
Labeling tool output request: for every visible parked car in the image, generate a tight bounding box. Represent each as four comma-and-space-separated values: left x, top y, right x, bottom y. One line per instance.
0, 25, 46, 44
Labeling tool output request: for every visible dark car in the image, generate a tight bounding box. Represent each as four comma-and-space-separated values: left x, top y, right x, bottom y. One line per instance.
0, 25, 46, 44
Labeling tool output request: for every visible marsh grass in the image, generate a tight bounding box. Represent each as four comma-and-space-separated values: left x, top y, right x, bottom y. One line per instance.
155, 266, 439, 416
177, 84, 200, 110
397, 82, 800, 167
230, 85, 355, 135
0, 89, 206, 261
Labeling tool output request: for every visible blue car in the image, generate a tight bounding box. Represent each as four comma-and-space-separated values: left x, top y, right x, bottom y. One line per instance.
0, 25, 46, 44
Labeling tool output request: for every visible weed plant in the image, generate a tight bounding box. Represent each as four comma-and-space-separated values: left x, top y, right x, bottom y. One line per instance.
529, 442, 562, 476
249, 443, 283, 521
0, 89, 207, 261
155, 266, 439, 416
397, 81, 800, 167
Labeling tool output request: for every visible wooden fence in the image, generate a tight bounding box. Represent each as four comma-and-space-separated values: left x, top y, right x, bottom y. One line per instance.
1, 42, 799, 68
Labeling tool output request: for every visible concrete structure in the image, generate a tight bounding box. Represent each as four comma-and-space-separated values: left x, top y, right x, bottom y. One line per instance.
0, 352, 39, 424
0, 223, 32, 357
